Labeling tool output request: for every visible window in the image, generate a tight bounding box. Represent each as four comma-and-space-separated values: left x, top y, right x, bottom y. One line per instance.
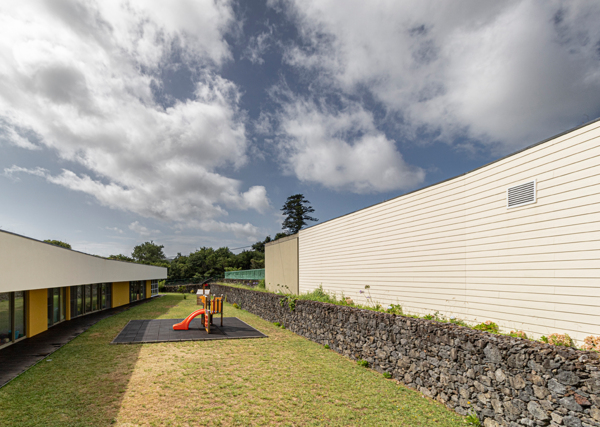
151, 280, 158, 296
129, 281, 146, 302
0, 292, 27, 348
48, 287, 67, 327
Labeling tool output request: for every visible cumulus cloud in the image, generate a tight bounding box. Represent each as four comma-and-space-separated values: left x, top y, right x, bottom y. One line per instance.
279, 0, 600, 151
0, 0, 269, 231
128, 221, 160, 237
273, 96, 425, 193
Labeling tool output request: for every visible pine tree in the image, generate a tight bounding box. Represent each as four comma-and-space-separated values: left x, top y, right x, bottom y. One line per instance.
281, 194, 318, 234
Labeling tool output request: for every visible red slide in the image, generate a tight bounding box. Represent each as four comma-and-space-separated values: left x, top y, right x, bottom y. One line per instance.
172, 309, 205, 330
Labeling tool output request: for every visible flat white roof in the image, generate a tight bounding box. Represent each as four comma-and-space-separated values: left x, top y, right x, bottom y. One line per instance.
0, 230, 167, 293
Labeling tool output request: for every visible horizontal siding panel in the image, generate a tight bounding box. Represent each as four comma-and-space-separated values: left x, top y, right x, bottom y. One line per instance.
295, 122, 600, 344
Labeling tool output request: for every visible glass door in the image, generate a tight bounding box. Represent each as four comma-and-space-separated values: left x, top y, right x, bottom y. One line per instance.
0, 292, 11, 347
14, 292, 25, 340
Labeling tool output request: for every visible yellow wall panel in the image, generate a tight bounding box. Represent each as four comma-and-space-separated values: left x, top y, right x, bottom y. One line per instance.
27, 289, 48, 338
65, 286, 71, 321
112, 282, 129, 307
146, 280, 151, 299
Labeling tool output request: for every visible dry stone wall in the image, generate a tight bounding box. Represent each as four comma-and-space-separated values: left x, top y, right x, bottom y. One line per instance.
211, 284, 600, 427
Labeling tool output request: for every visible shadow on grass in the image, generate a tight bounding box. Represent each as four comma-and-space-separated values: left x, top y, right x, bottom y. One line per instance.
0, 295, 183, 427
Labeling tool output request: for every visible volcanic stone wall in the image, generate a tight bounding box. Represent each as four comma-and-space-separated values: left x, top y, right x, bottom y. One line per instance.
211, 284, 600, 427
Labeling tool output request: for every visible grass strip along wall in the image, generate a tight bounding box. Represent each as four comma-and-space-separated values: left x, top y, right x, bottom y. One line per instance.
210, 284, 600, 427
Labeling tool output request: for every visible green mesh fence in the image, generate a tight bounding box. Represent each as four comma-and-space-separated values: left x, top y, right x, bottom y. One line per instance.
224, 268, 265, 280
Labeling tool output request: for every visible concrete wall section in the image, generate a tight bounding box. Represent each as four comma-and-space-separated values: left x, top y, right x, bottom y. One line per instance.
265, 234, 299, 294
298, 120, 600, 343
0, 231, 167, 293
112, 282, 130, 308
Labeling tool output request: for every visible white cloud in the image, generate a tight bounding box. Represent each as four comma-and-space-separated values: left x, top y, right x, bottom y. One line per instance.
128, 221, 160, 237
242, 30, 272, 65
105, 226, 123, 234
279, 0, 600, 151
0, 0, 269, 232
274, 96, 425, 193
184, 219, 261, 241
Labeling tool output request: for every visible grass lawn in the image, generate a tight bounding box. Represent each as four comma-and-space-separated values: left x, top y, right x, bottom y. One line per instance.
0, 293, 467, 427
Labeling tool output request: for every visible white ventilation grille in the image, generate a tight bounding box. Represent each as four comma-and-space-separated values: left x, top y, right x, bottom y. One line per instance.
507, 180, 536, 208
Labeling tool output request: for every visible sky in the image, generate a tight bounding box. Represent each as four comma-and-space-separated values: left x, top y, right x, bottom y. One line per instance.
1, 0, 600, 257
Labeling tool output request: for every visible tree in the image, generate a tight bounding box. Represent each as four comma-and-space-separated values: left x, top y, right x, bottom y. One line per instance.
131, 241, 165, 264
107, 254, 135, 262
44, 239, 71, 249
281, 194, 318, 234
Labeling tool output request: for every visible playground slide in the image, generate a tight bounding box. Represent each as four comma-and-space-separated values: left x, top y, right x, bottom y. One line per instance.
172, 309, 205, 330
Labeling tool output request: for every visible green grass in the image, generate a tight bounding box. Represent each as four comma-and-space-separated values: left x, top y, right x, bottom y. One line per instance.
0, 294, 466, 426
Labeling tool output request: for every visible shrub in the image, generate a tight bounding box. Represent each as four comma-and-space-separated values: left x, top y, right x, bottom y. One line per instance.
509, 330, 528, 339
583, 336, 600, 352
324, 344, 330, 349
541, 333, 574, 347
281, 325, 286, 329
466, 410, 481, 427
273, 322, 281, 327
257, 279, 265, 289
473, 321, 500, 334
233, 303, 240, 309
183, 294, 187, 300
383, 372, 392, 379
177, 285, 186, 294
190, 289, 195, 294
158, 280, 166, 292
357, 359, 369, 368
385, 304, 403, 315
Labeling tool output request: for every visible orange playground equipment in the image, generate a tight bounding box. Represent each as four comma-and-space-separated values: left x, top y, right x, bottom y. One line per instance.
172, 294, 224, 333
172, 308, 205, 331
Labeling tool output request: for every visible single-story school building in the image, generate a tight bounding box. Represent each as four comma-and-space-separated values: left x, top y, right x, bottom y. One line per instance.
266, 118, 600, 344
0, 230, 167, 349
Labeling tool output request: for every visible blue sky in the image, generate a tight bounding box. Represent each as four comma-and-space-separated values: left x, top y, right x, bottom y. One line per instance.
1, 0, 600, 257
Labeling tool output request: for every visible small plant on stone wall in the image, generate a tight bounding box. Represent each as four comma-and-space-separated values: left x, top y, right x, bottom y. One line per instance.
540, 333, 574, 347
273, 322, 281, 327
233, 303, 240, 309
324, 344, 330, 349
385, 304, 403, 315
279, 295, 298, 312
508, 330, 528, 339
424, 311, 445, 322
473, 321, 499, 334
583, 335, 600, 352
465, 409, 481, 427
383, 372, 392, 379
357, 359, 369, 368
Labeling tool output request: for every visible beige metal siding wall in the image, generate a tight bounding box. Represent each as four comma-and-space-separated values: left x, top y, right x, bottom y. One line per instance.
298, 121, 600, 343
265, 234, 299, 294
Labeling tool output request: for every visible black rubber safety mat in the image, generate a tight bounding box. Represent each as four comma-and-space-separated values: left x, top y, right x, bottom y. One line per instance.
111, 317, 267, 344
